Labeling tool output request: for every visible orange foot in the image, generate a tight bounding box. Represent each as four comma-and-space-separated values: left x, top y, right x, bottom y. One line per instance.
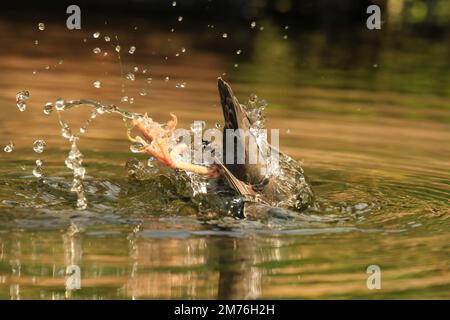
128, 113, 219, 178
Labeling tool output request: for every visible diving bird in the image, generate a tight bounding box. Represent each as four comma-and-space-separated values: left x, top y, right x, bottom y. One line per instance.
215, 78, 314, 215
128, 78, 314, 216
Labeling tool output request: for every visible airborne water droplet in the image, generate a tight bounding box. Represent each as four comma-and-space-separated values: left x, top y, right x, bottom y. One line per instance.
129, 46, 136, 54
236, 49, 242, 55
164, 76, 170, 82
178, 16, 183, 22
93, 80, 101, 88
222, 33, 228, 38
33, 166, 43, 178
175, 82, 186, 89
16, 90, 30, 112
43, 102, 54, 115
139, 89, 148, 96
172, 1, 176, 6
55, 98, 65, 110
250, 21, 256, 29
38, 23, 45, 31
93, 47, 101, 54
93, 32, 100, 38
33, 139, 46, 153
3, 142, 14, 153
115, 45, 121, 52
104, 36, 110, 42
125, 73, 135, 81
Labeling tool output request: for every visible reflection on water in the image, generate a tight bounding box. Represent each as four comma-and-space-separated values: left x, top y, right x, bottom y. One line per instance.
0, 16, 449, 299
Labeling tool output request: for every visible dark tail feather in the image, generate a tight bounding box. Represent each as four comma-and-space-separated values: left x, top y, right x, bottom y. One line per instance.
217, 77, 250, 131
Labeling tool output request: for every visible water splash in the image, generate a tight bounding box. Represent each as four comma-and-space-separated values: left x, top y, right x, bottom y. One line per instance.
16, 90, 30, 112
3, 141, 14, 153
33, 159, 43, 178
32, 139, 46, 153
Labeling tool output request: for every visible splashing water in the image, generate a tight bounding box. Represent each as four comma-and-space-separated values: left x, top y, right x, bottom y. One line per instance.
16, 90, 30, 112
33, 159, 43, 178
32, 139, 46, 153
3, 141, 14, 153
43, 102, 54, 115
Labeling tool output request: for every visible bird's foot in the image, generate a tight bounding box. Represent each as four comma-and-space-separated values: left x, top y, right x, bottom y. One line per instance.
128, 113, 219, 178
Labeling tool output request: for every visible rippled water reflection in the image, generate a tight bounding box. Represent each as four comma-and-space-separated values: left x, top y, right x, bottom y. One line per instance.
0, 18, 449, 299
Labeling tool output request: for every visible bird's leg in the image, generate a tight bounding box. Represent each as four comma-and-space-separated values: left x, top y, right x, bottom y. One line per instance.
128, 113, 220, 178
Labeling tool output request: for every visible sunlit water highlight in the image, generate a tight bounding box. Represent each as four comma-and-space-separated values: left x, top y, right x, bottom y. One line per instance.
0, 18, 448, 299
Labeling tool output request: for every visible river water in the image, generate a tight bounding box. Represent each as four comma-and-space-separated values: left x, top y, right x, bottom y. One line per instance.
0, 18, 449, 299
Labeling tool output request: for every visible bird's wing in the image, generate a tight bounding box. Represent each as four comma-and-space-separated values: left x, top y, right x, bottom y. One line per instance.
214, 160, 256, 199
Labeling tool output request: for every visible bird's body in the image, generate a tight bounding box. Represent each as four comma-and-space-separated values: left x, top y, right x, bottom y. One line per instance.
216, 78, 314, 215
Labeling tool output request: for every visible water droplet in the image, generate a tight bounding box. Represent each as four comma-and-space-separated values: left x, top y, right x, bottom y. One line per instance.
93, 80, 101, 88
3, 142, 14, 153
34, 40, 39, 45
93, 47, 101, 54
147, 157, 155, 167
43, 102, 54, 115
373, 64, 379, 68
164, 76, 170, 82
170, 28, 175, 33
44, 65, 50, 70
234, 64, 238, 68
130, 142, 145, 153
215, 122, 222, 129
142, 68, 148, 74
104, 36, 110, 42
38, 23, 45, 31
250, 21, 256, 29
93, 32, 100, 38
222, 33, 228, 38
115, 45, 121, 52
236, 49, 242, 55
58, 60, 63, 65
139, 89, 148, 96
129, 97, 134, 104
146, 77, 153, 84
172, 1, 177, 6
33, 139, 46, 153
32, 70, 37, 75
16, 90, 30, 112
283, 35, 288, 40
129, 46, 136, 54
33, 166, 43, 178
121, 96, 129, 102
133, 66, 139, 72
178, 16, 183, 22
175, 82, 186, 89
181, 47, 186, 53
260, 26, 264, 31
55, 98, 65, 110
125, 73, 135, 81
